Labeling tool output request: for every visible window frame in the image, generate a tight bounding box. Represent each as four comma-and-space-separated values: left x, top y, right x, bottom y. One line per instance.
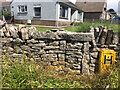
33, 6, 41, 17
18, 5, 27, 13
59, 5, 68, 19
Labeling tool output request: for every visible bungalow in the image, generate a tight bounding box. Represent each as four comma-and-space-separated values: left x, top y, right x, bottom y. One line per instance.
75, 0, 107, 21
11, 0, 84, 26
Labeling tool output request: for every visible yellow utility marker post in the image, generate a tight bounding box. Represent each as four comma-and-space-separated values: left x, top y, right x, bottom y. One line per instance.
98, 49, 116, 74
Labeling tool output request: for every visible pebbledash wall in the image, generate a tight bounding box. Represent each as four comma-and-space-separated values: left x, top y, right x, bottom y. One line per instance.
1, 23, 119, 74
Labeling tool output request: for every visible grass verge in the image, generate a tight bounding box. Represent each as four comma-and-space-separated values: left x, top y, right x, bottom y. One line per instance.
2, 54, 119, 89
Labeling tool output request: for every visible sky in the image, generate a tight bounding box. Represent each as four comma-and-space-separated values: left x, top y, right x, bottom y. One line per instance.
6, 0, 120, 14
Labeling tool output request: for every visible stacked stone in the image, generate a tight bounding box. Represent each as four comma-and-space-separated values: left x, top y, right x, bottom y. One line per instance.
1, 22, 119, 74
89, 26, 119, 50
66, 41, 83, 74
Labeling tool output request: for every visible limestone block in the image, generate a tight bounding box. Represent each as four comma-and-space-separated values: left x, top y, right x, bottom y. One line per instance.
9, 26, 18, 38
27, 39, 38, 44
58, 32, 93, 41
90, 52, 98, 59
99, 27, 108, 45
89, 64, 95, 67
82, 42, 89, 52
44, 46, 59, 50
60, 40, 66, 50
70, 64, 81, 70
20, 28, 29, 40
28, 27, 38, 38
90, 59, 96, 64
82, 61, 89, 74
106, 29, 113, 45
49, 41, 59, 46
112, 32, 119, 45
46, 50, 65, 54
58, 54, 65, 61
89, 67, 95, 72
42, 54, 58, 62
7, 47, 14, 52
94, 27, 99, 39
13, 38, 24, 43
96, 26, 103, 43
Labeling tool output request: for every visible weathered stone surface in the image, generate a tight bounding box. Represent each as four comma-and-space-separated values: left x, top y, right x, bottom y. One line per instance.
58, 32, 93, 41
90, 52, 98, 59
0, 20, 6, 28
11, 53, 23, 58
70, 64, 81, 70
82, 42, 89, 52
106, 29, 113, 45
28, 27, 38, 38
89, 67, 95, 72
20, 28, 29, 40
96, 26, 103, 43
60, 40, 66, 50
82, 61, 89, 74
90, 59, 96, 64
1, 24, 119, 74
41, 54, 58, 62
58, 54, 65, 61
112, 32, 119, 45
89, 64, 95, 67
9, 26, 18, 38
99, 27, 108, 45
21, 45, 31, 51
49, 41, 59, 46
27, 39, 38, 44
46, 50, 65, 54
7, 47, 14, 52
13, 38, 24, 43
1, 30, 5, 37
94, 27, 99, 39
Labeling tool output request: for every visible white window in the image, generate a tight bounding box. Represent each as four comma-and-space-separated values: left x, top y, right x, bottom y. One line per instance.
18, 5, 27, 13
60, 5, 68, 18
34, 6, 41, 17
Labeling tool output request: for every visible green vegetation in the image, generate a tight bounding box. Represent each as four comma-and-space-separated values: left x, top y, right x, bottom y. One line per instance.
65, 22, 119, 32
0, 11, 3, 20
26, 26, 56, 32
3, 11, 11, 20
15, 22, 119, 33
2, 54, 119, 89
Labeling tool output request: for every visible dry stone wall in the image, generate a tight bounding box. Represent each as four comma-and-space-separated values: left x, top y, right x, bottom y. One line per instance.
0, 21, 119, 74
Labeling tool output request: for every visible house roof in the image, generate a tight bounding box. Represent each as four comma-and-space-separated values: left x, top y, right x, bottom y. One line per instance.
57, 0, 83, 12
75, 0, 106, 12
2, 2, 11, 7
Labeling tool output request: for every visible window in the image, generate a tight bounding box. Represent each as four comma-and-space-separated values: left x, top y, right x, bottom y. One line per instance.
18, 5, 27, 13
34, 6, 41, 17
60, 5, 68, 18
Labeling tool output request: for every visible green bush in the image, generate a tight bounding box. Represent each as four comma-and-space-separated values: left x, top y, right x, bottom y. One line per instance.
0, 11, 3, 20
4, 11, 11, 20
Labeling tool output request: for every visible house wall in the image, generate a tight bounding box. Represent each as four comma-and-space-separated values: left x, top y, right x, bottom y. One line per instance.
11, 0, 57, 21
56, 3, 83, 26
